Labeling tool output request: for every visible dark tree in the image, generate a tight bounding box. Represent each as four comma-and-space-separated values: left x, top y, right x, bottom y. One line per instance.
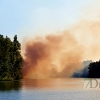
11, 35, 23, 80
88, 61, 100, 78
0, 34, 23, 81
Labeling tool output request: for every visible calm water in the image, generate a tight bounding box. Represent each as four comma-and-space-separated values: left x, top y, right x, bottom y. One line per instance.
0, 78, 100, 100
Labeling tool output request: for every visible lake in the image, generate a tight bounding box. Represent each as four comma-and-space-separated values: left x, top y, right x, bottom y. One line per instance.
0, 78, 100, 100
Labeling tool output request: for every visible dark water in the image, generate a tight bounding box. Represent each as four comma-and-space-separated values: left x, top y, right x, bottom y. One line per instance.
0, 78, 100, 100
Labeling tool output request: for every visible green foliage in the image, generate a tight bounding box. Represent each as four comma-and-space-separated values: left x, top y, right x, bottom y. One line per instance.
0, 34, 23, 81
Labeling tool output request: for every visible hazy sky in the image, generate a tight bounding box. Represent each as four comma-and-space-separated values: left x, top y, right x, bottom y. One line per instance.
0, 0, 96, 41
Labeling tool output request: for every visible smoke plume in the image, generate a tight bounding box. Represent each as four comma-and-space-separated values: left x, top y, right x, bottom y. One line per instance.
22, 30, 84, 79
22, 13, 100, 79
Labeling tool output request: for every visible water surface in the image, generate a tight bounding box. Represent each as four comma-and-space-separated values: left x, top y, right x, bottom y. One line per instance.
0, 78, 100, 100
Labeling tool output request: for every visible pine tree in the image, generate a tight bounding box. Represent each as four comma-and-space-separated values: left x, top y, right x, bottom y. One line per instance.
11, 35, 23, 80
0, 34, 23, 80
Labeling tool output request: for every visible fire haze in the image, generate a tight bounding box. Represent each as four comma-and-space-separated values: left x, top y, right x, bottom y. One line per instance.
22, 7, 100, 79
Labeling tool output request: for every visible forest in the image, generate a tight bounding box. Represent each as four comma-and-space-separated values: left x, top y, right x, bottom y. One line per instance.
0, 34, 22, 81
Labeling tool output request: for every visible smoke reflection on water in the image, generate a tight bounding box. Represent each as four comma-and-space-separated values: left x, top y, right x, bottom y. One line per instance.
21, 78, 84, 90
0, 78, 83, 91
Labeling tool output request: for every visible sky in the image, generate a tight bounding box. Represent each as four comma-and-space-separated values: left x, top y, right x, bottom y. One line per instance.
0, 0, 96, 42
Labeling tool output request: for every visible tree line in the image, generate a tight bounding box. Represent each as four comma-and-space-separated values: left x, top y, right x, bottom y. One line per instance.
0, 34, 22, 81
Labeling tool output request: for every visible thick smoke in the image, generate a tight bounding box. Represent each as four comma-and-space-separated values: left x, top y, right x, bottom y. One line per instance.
22, 31, 84, 79
22, 15, 100, 79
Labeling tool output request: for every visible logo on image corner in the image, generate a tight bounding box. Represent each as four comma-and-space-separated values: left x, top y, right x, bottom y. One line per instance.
84, 79, 100, 90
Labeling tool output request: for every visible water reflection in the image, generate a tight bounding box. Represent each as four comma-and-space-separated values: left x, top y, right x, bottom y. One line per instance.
22, 78, 84, 90
0, 81, 22, 91
0, 79, 100, 100
0, 78, 84, 91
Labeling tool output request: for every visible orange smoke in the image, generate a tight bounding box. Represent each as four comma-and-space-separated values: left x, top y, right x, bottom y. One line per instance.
22, 16, 100, 79
70, 19, 100, 61
22, 30, 84, 79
